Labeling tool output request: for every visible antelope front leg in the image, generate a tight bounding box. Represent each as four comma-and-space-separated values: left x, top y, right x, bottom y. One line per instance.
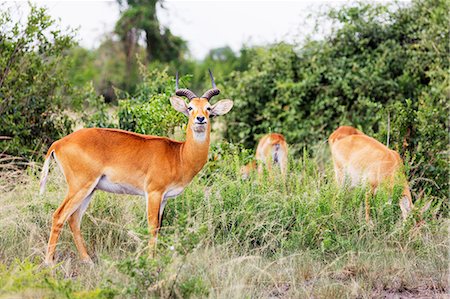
146, 190, 163, 257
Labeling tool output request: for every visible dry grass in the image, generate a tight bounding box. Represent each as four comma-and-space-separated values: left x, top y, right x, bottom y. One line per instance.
0, 152, 448, 298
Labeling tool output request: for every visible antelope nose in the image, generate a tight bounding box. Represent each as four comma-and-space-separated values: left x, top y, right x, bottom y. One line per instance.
197, 116, 205, 123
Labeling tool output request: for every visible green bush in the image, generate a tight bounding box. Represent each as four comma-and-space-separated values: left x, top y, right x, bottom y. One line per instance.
117, 66, 186, 136
0, 4, 76, 159
66, 40, 134, 100
0, 259, 115, 298
225, 0, 449, 198
80, 82, 116, 128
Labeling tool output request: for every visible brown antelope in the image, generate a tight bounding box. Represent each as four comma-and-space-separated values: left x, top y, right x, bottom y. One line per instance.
328, 126, 413, 221
40, 71, 233, 264
241, 133, 288, 179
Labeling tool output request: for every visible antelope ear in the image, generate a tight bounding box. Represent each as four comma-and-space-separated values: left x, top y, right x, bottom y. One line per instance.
210, 99, 233, 116
170, 96, 189, 116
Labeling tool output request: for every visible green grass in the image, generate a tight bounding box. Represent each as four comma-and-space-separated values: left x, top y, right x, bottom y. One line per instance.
0, 146, 447, 298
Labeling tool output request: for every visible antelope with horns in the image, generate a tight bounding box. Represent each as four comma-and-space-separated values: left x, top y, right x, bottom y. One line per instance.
40, 70, 233, 264
241, 133, 288, 179
328, 126, 413, 221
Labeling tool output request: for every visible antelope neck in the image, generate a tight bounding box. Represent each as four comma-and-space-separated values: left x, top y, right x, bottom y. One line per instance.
180, 120, 211, 176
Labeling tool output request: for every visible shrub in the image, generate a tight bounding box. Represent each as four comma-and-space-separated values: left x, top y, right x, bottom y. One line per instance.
117, 66, 186, 136
225, 0, 449, 198
81, 82, 116, 128
0, 4, 76, 159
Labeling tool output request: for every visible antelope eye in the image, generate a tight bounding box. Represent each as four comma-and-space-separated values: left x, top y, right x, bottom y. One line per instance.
188, 106, 193, 111
206, 107, 212, 111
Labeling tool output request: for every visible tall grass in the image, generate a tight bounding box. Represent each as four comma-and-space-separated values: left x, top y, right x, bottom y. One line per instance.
0, 145, 447, 298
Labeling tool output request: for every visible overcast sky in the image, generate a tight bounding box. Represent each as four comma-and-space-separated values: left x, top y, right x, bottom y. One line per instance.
8, 0, 405, 59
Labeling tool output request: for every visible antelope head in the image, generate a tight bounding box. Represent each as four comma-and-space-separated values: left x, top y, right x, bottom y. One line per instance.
170, 70, 234, 142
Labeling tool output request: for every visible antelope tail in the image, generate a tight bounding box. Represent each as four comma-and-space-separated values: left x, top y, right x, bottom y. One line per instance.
273, 143, 280, 164
399, 183, 414, 220
40, 149, 55, 195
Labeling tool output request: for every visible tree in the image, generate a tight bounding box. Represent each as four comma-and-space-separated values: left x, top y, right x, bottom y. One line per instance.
115, 0, 187, 89
0, 4, 76, 159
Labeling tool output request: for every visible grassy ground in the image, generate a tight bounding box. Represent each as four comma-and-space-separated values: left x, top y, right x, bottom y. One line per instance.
0, 146, 448, 298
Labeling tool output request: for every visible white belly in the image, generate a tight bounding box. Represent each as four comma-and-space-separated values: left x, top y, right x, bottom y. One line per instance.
165, 186, 185, 198
96, 176, 144, 196
159, 186, 185, 220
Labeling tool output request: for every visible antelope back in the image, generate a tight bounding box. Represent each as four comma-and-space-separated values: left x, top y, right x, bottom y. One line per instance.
328, 126, 364, 146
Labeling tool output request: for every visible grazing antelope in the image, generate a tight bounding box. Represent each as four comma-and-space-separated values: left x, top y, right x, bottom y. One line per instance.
241, 133, 288, 179
40, 71, 233, 264
328, 126, 413, 221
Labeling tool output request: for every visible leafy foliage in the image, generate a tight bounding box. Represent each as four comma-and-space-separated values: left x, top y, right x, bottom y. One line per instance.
80, 82, 116, 128
0, 259, 116, 298
0, 4, 76, 159
225, 0, 449, 197
117, 66, 186, 136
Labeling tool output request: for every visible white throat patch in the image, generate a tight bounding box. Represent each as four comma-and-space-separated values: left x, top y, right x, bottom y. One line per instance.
192, 125, 208, 142
193, 131, 207, 142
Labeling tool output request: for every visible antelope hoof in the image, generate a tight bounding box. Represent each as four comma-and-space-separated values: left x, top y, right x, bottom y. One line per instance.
44, 258, 55, 267
365, 218, 374, 228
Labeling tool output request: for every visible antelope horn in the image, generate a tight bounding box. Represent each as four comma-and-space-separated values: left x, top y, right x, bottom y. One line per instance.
201, 69, 220, 100
209, 68, 216, 88
175, 72, 198, 100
